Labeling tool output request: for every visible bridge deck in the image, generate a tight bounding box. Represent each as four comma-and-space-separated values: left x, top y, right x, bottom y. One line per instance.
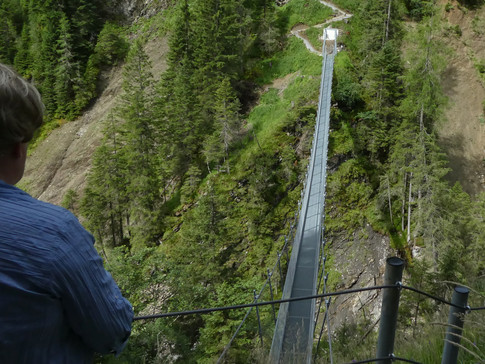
270, 28, 337, 364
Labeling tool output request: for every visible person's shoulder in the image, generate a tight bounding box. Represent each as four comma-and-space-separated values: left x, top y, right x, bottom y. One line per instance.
20, 193, 76, 225
34, 199, 89, 238
5, 187, 87, 240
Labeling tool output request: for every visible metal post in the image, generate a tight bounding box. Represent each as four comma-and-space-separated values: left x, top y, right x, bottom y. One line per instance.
326, 298, 334, 364
314, 260, 328, 332
441, 286, 469, 364
376, 257, 405, 363
277, 251, 284, 288
254, 290, 263, 346
268, 269, 277, 324
314, 307, 328, 363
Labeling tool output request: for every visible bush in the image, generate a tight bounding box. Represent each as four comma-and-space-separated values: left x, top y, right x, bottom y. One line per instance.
457, 0, 485, 9
94, 22, 129, 67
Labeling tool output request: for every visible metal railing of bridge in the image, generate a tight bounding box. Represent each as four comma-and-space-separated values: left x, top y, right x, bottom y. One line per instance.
269, 27, 338, 364
132, 26, 485, 364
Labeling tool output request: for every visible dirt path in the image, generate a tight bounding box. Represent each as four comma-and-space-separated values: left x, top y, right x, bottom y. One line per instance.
290, 0, 352, 55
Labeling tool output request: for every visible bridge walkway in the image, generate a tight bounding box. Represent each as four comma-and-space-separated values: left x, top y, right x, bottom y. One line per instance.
270, 28, 337, 364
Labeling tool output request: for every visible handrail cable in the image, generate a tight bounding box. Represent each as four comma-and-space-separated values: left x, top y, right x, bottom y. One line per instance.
133, 283, 485, 321
345, 356, 422, 364
216, 304, 254, 364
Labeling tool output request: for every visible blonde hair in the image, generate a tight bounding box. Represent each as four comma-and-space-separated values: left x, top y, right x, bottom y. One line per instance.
0, 64, 44, 154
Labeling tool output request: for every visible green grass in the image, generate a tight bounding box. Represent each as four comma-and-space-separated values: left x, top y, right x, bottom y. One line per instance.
395, 314, 485, 363
281, 0, 334, 30
304, 26, 323, 52
28, 118, 63, 153
248, 89, 289, 134
283, 73, 320, 102
330, 0, 360, 12
256, 37, 322, 84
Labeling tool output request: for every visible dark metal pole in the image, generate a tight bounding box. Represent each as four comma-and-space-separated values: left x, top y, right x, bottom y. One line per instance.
254, 290, 263, 346
277, 251, 284, 288
441, 286, 469, 364
376, 257, 405, 363
267, 269, 277, 324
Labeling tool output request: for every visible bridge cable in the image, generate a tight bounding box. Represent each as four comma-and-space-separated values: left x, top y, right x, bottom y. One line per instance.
134, 284, 485, 321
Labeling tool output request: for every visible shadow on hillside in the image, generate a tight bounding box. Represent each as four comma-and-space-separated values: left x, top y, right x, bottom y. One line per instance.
439, 131, 485, 195
441, 64, 460, 98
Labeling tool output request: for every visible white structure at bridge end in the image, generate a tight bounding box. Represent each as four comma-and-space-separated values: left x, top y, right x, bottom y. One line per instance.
324, 28, 338, 41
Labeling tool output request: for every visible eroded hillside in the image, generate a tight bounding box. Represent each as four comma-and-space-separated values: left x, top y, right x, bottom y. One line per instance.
439, 0, 485, 195
22, 37, 169, 206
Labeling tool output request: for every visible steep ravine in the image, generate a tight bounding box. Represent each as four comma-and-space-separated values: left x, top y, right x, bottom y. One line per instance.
19, 1, 485, 357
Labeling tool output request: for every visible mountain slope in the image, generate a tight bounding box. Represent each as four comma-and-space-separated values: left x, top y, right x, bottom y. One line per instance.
438, 0, 485, 195
22, 37, 169, 206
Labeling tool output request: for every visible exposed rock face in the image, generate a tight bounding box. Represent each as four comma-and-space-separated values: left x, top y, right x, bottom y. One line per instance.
276, 0, 290, 6
326, 225, 393, 336
114, 0, 172, 22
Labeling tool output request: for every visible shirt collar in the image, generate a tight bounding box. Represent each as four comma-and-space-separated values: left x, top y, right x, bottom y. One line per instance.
0, 179, 28, 196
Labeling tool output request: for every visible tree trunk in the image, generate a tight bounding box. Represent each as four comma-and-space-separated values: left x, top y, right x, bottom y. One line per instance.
109, 201, 117, 247
407, 172, 413, 244
384, 0, 392, 44
402, 172, 407, 232
386, 175, 393, 225
419, 104, 424, 133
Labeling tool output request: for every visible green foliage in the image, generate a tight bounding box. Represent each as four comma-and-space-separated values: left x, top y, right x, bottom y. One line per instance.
256, 37, 322, 84
472, 15, 485, 35
303, 26, 323, 52
203, 77, 244, 173
329, 121, 356, 155
97, 247, 191, 364
449, 23, 463, 37
333, 51, 363, 111
30, 0, 485, 360
326, 159, 374, 233
329, 0, 360, 12
457, 0, 485, 9
445, 2, 455, 12
6, 0, 130, 147
0, 9, 17, 63
281, 0, 333, 31
324, 318, 375, 362
61, 189, 79, 213
404, 0, 434, 20
94, 22, 129, 66
476, 59, 485, 79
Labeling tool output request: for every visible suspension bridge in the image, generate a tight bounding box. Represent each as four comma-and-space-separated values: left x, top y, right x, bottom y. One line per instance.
133, 22, 485, 364
269, 27, 337, 364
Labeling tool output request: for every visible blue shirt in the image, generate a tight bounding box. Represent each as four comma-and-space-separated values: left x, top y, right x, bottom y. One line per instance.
0, 180, 133, 363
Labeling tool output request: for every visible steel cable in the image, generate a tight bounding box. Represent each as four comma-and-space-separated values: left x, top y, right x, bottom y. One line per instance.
134, 283, 485, 321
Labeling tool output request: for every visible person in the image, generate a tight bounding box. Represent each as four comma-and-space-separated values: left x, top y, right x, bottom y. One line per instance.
0, 63, 133, 363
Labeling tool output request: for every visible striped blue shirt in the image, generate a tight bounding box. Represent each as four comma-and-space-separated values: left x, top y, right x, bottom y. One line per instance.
0, 180, 133, 363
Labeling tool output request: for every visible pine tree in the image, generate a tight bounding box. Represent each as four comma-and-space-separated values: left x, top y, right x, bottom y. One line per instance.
353, 0, 405, 163
191, 0, 246, 108
118, 39, 161, 248
14, 24, 32, 75
203, 77, 243, 173
55, 13, 79, 117
400, 11, 448, 134
0, 4, 18, 64
155, 0, 204, 179
81, 113, 130, 249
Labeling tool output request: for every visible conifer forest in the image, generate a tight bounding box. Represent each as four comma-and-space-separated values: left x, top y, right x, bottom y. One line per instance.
3, 0, 485, 362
